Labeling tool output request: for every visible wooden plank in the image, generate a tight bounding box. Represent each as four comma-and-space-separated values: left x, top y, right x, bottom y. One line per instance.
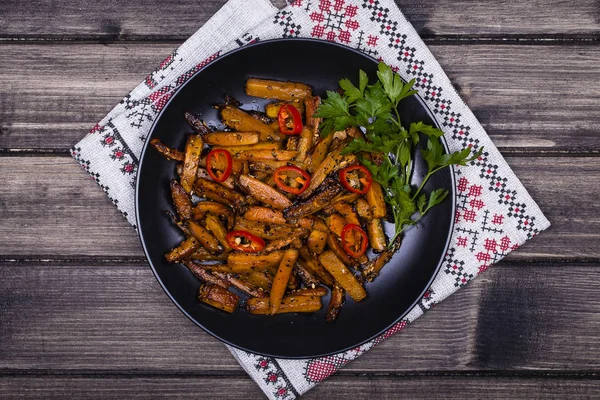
0, 263, 240, 371
506, 156, 600, 261
306, 376, 600, 400
0, 375, 599, 399
1, 44, 599, 153
0, 44, 173, 152
0, 0, 598, 40
0, 156, 595, 260
0, 0, 229, 40
1, 262, 599, 372
432, 44, 600, 153
0, 157, 142, 257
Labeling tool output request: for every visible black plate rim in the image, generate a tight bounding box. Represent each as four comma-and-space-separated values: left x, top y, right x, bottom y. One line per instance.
135, 37, 456, 359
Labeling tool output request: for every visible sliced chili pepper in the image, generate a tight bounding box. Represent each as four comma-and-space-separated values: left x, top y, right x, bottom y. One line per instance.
341, 224, 368, 259
206, 149, 233, 182
339, 165, 372, 195
273, 165, 311, 195
277, 104, 303, 135
225, 230, 265, 253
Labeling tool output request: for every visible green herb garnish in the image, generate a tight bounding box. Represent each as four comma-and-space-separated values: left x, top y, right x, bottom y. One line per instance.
314, 62, 483, 246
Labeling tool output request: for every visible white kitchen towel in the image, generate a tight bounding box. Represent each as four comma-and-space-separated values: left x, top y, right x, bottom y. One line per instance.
71, 1, 550, 398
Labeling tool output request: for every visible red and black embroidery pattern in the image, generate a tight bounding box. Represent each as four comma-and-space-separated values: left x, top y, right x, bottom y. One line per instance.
71, 1, 549, 398
251, 356, 298, 399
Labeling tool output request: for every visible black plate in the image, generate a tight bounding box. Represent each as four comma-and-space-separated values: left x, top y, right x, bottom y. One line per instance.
136, 38, 455, 359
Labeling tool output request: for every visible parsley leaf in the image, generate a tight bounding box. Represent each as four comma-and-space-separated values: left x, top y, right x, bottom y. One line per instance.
339, 78, 363, 103
410, 121, 444, 139
313, 90, 355, 136
420, 137, 445, 173
314, 61, 483, 247
427, 189, 449, 211
416, 193, 427, 213
314, 90, 349, 118
359, 69, 368, 93
355, 82, 392, 121
421, 139, 484, 174
377, 63, 418, 106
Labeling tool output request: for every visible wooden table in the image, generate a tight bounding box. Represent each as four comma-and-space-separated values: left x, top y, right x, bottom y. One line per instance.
1, 0, 599, 398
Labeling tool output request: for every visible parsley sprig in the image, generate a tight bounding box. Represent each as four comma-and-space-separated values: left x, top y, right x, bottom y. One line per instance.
314, 62, 483, 246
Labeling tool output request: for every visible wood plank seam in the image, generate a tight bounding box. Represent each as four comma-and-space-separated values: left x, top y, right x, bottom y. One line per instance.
0, 36, 598, 44
2, 149, 600, 157
0, 370, 598, 378
2, 259, 599, 266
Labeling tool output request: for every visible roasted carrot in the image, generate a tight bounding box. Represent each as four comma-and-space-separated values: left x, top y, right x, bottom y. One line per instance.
246, 295, 321, 315
239, 174, 292, 210
318, 251, 366, 302
150, 138, 184, 161
203, 131, 259, 146
270, 249, 299, 314
197, 284, 239, 313
220, 105, 281, 142
246, 78, 312, 101
180, 134, 203, 193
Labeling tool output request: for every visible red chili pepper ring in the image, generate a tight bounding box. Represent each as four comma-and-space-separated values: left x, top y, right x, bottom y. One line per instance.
206, 149, 233, 183
277, 104, 303, 135
225, 230, 265, 253
339, 165, 372, 195
341, 224, 369, 259
273, 165, 311, 195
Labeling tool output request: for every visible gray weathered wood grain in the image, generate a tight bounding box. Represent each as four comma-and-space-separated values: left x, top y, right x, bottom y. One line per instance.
1, 374, 599, 399
433, 44, 600, 153
0, 156, 594, 260
1, 262, 599, 372
0, 157, 141, 257
1, 0, 598, 396
0, 0, 229, 41
0, 0, 598, 40
1, 44, 599, 153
